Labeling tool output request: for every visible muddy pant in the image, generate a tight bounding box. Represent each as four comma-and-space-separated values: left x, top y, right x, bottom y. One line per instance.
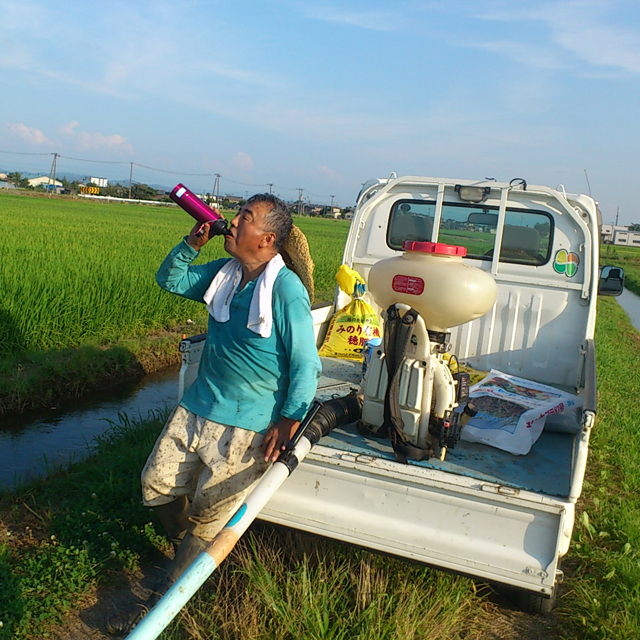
141, 405, 270, 542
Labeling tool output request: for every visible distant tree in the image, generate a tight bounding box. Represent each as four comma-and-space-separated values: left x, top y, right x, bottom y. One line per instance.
130, 183, 160, 200
629, 223, 640, 231
7, 172, 29, 188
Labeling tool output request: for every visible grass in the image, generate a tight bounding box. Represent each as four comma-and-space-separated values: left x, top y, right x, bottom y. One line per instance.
0, 411, 489, 640
1, 297, 640, 639
600, 244, 640, 296
558, 296, 640, 639
0, 412, 172, 639
0, 191, 350, 413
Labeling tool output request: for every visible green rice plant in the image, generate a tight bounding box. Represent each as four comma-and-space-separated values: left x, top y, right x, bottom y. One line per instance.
0, 193, 349, 356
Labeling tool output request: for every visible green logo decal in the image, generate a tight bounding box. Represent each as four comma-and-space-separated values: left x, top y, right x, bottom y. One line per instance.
553, 249, 580, 277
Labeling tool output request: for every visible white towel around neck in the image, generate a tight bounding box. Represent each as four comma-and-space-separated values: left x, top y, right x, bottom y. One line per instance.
202, 254, 285, 338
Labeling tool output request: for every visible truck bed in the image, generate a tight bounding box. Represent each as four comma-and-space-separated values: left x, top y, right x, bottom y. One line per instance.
316, 357, 576, 499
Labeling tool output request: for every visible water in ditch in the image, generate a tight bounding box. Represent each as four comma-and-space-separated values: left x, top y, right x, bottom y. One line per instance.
0, 365, 180, 489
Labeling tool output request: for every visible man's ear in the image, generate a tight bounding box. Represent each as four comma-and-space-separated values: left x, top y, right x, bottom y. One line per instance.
260, 232, 277, 249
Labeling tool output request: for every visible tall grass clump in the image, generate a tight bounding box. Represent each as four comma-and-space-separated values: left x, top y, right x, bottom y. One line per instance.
142, 528, 487, 640
557, 297, 640, 639
0, 193, 349, 356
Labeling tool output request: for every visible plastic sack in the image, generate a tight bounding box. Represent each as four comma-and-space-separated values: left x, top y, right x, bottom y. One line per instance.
460, 370, 580, 455
318, 265, 381, 361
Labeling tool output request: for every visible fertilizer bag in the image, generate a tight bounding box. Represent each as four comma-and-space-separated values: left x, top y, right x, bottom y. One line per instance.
460, 370, 580, 455
318, 265, 381, 361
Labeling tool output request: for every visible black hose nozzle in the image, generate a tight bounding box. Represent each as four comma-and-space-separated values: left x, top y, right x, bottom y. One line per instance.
304, 393, 363, 446
279, 393, 363, 474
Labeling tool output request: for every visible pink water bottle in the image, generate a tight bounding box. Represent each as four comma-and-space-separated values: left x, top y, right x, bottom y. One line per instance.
170, 183, 229, 236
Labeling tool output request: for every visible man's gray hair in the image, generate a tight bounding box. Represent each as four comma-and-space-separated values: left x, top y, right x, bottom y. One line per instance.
247, 193, 292, 251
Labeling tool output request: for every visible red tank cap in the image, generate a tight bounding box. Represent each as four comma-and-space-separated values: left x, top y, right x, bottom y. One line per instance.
402, 240, 467, 256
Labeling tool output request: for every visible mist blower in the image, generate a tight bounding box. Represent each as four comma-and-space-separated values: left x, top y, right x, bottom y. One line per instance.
360, 240, 497, 462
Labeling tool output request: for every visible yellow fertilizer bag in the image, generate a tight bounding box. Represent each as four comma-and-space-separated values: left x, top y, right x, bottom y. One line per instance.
318, 265, 381, 361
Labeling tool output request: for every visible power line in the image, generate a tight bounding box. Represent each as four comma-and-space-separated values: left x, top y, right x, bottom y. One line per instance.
0, 148, 346, 205
0, 149, 51, 156
59, 155, 130, 164
220, 176, 270, 187
133, 162, 216, 176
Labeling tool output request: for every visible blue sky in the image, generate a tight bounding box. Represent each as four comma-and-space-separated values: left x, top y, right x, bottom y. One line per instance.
1, 0, 639, 222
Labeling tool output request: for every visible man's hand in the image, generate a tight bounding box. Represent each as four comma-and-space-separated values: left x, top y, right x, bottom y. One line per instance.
263, 417, 300, 463
186, 221, 212, 251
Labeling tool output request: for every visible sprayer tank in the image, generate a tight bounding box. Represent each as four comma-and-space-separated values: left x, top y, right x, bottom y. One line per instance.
368, 241, 497, 332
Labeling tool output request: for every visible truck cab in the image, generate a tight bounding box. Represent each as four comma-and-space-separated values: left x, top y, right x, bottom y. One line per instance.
178, 175, 621, 611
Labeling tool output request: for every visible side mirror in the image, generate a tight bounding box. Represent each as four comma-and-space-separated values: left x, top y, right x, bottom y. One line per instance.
598, 265, 625, 297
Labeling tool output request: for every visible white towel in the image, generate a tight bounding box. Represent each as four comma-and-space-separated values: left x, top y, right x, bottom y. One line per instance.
203, 254, 285, 338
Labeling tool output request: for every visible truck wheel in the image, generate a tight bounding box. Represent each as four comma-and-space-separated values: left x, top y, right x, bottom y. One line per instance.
517, 585, 556, 614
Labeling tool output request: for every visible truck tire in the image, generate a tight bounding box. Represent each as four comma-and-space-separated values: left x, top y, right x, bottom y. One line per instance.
517, 585, 556, 614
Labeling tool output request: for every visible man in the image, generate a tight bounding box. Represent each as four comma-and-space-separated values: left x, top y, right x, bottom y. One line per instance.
108, 194, 321, 635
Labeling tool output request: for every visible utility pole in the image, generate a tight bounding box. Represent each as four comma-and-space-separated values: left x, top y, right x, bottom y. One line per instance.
267, 183, 273, 194
297, 188, 304, 216
211, 174, 221, 205
615, 207, 620, 226
129, 162, 134, 199
47, 152, 58, 197
330, 195, 335, 210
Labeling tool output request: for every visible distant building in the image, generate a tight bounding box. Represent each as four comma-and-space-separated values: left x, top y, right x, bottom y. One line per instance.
601, 224, 640, 247
90, 177, 108, 188
28, 176, 63, 192
0, 180, 16, 190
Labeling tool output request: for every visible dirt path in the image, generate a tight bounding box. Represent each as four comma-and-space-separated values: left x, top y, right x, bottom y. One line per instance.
52, 563, 168, 640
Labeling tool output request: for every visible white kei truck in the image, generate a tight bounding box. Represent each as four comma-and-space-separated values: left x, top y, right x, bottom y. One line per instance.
176, 175, 624, 612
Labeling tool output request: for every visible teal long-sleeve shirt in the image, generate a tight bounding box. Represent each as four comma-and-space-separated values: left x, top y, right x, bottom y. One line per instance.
156, 239, 322, 432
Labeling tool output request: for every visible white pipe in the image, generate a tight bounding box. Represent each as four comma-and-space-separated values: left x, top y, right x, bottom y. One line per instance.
125, 437, 313, 640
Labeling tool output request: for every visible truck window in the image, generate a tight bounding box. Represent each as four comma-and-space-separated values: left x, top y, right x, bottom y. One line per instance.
388, 201, 553, 265
387, 202, 435, 248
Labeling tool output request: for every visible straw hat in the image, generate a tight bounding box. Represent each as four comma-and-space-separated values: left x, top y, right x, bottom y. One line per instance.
280, 225, 315, 304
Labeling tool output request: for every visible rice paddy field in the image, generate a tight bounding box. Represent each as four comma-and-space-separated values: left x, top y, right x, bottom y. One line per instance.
0, 191, 349, 413
0, 191, 348, 355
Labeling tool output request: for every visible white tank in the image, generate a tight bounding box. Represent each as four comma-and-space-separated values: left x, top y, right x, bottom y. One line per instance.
368, 241, 497, 332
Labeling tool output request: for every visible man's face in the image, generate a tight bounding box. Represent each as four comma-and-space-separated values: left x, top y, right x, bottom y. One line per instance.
224, 200, 274, 263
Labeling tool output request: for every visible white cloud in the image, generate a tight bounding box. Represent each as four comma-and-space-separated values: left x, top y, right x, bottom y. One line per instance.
471, 0, 640, 74
77, 131, 132, 153
8, 122, 51, 145
464, 40, 564, 70
305, 6, 402, 31
59, 121, 133, 154
317, 165, 346, 184
59, 120, 80, 135
231, 151, 254, 172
